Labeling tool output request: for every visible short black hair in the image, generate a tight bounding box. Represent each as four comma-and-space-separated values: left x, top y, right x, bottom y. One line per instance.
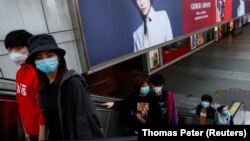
217, 105, 226, 113
134, 75, 150, 94
4, 29, 33, 49
201, 94, 213, 103
150, 74, 166, 86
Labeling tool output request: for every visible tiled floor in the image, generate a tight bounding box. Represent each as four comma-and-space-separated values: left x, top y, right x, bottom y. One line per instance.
157, 24, 250, 124
158, 24, 250, 106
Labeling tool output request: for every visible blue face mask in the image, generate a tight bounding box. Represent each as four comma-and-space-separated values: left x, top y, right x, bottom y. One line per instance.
223, 110, 229, 117
35, 57, 59, 74
140, 86, 150, 96
201, 101, 209, 108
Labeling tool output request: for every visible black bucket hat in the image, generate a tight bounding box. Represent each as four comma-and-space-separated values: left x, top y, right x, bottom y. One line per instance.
26, 34, 65, 64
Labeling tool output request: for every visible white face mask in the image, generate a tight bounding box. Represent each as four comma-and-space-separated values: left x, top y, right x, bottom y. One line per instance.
154, 86, 162, 95
9, 52, 28, 65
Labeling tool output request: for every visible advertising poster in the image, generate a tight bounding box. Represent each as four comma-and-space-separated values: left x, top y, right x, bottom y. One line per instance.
190, 34, 197, 50
239, 17, 243, 27
232, 0, 246, 18
148, 49, 160, 70
214, 26, 219, 41
78, 0, 182, 68
196, 32, 205, 46
218, 26, 223, 39
248, 14, 250, 22
182, 0, 217, 34
247, 0, 250, 13
242, 15, 248, 24
216, 0, 232, 22
230, 20, 234, 31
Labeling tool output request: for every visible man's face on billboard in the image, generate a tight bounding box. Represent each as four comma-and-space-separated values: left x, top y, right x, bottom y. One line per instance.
135, 0, 152, 17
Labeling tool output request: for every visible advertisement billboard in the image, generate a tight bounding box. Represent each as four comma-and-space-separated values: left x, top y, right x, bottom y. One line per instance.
77, 0, 241, 71
182, 0, 217, 34
148, 49, 160, 70
197, 32, 205, 46
190, 34, 197, 50
216, 0, 232, 22
247, 0, 250, 13
232, 0, 246, 18
77, 0, 182, 68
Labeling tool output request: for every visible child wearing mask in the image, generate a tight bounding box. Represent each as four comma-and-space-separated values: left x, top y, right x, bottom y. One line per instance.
215, 105, 234, 125
103, 75, 162, 134
195, 94, 216, 125
4, 30, 45, 141
149, 74, 178, 126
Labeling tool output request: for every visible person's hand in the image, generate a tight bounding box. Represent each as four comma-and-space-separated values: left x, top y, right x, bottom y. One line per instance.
24, 131, 30, 141
136, 113, 146, 124
102, 102, 114, 109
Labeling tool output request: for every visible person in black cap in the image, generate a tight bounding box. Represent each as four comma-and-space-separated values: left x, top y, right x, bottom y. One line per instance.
26, 34, 104, 140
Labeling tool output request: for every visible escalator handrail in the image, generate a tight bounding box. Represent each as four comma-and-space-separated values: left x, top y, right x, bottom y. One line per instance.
0, 90, 16, 96
0, 77, 15, 82
178, 112, 197, 117
176, 106, 196, 112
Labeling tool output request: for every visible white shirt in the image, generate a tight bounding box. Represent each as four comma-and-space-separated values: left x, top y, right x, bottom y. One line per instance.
133, 7, 173, 52
237, 0, 245, 17
217, 113, 231, 125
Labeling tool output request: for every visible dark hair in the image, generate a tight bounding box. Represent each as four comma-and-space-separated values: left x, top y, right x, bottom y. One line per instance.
201, 94, 213, 103
32, 51, 67, 89
4, 30, 33, 49
150, 74, 166, 86
217, 105, 226, 113
134, 75, 149, 94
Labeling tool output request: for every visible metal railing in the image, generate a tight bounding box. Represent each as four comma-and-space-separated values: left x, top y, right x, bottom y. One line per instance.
228, 101, 245, 125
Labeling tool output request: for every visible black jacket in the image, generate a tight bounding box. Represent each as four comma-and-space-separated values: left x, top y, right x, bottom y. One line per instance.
196, 104, 216, 119
114, 91, 162, 131
39, 70, 104, 139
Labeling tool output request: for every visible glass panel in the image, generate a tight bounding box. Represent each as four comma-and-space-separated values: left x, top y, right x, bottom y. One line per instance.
0, 0, 48, 40
58, 41, 82, 73
42, 0, 73, 32
50, 30, 75, 44
0, 55, 18, 79
0, 42, 8, 56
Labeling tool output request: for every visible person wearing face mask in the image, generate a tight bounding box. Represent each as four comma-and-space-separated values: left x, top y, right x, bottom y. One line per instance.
3, 30, 45, 141
103, 75, 162, 135
25, 34, 104, 140
215, 105, 234, 125
195, 94, 216, 125
149, 74, 178, 126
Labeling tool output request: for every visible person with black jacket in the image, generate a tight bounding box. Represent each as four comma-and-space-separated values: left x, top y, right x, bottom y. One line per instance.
26, 34, 104, 140
149, 74, 178, 126
103, 75, 162, 135
195, 94, 216, 125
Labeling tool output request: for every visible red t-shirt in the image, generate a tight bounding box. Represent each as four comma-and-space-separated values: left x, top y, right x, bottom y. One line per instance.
16, 64, 45, 136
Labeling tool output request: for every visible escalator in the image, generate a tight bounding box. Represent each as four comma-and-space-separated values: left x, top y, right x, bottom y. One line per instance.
0, 78, 137, 140
0, 78, 22, 141
0, 78, 246, 141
